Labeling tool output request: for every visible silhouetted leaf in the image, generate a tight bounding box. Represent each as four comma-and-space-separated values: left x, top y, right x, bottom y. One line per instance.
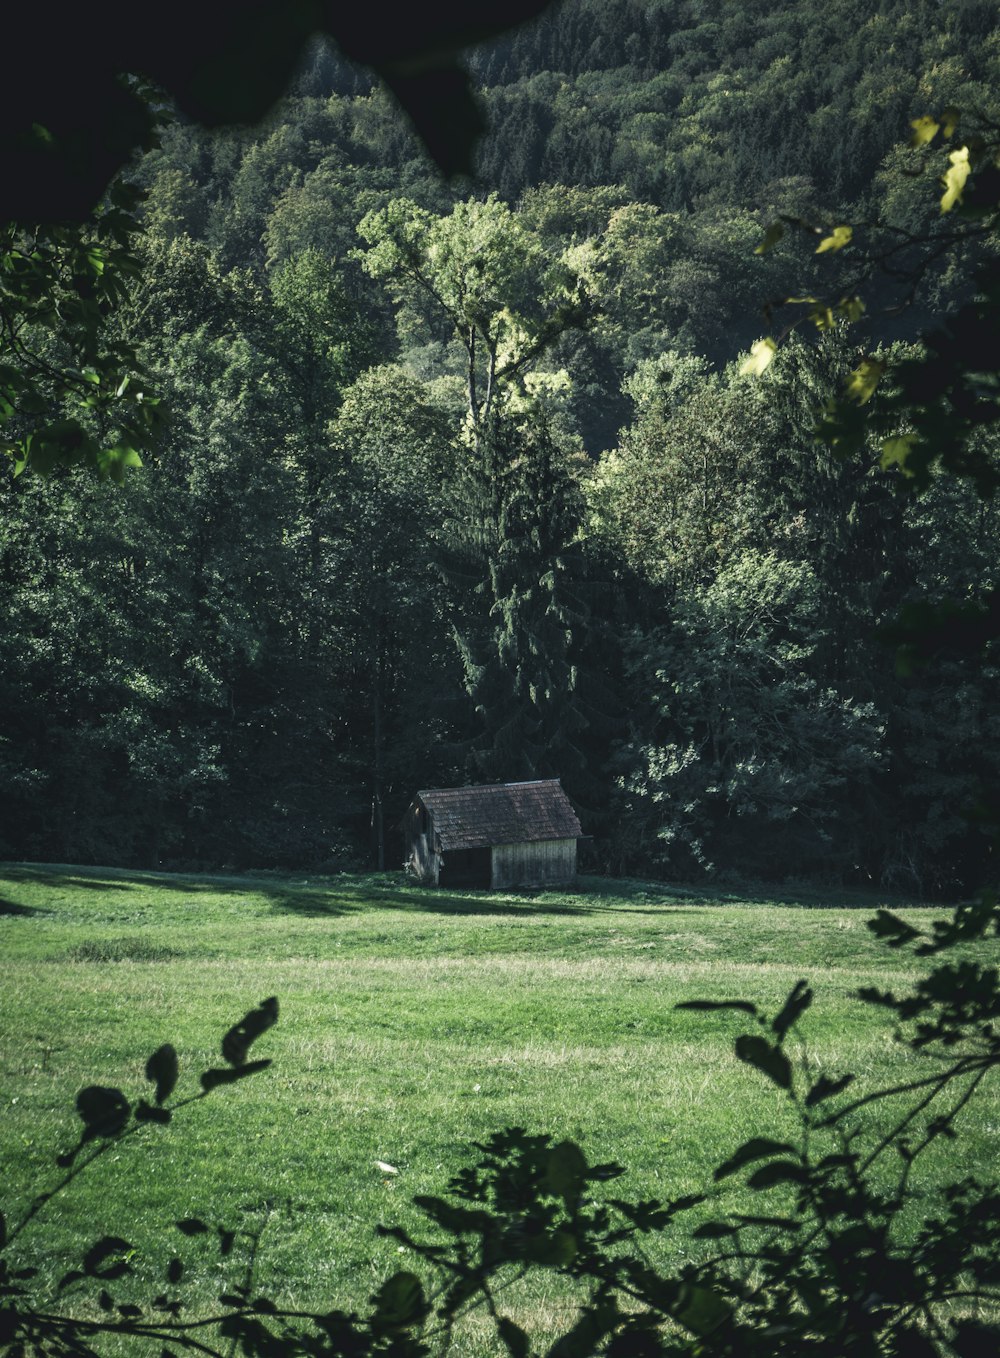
609, 1191, 706, 1239
221, 997, 278, 1067
892, 1327, 938, 1358
734, 1214, 801, 1231
545, 1298, 620, 1356
175, 1218, 208, 1236
527, 1230, 577, 1266
857, 986, 899, 1008
218, 1230, 236, 1256
952, 1319, 1000, 1357
714, 1138, 798, 1181
589, 1159, 626, 1181
117, 1304, 142, 1318
57, 1269, 85, 1291
747, 1160, 807, 1189
145, 1044, 179, 1105
167, 1257, 183, 1285
412, 1195, 491, 1234
135, 1099, 172, 1124
98, 1289, 113, 1311
734, 1036, 792, 1090
868, 910, 921, 947
370, 1270, 427, 1329
76, 1086, 130, 1139
693, 1221, 739, 1239
544, 1140, 588, 1205
772, 981, 813, 1040
498, 1316, 531, 1358
805, 1074, 855, 1107
200, 1059, 272, 1092
83, 1237, 132, 1280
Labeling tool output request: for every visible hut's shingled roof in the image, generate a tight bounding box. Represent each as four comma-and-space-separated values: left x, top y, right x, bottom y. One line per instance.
417, 780, 582, 851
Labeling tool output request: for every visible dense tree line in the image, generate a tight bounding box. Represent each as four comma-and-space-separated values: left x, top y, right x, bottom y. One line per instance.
1, 0, 998, 893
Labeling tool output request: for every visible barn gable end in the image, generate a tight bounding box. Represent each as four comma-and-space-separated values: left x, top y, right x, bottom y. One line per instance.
403, 780, 581, 889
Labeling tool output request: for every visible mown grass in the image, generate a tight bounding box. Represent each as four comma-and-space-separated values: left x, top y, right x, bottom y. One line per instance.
1, 864, 997, 1349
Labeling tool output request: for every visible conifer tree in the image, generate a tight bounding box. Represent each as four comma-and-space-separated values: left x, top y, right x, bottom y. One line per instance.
441, 412, 610, 809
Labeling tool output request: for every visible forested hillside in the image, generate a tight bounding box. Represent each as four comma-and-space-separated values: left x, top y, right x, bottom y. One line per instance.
2, 0, 998, 892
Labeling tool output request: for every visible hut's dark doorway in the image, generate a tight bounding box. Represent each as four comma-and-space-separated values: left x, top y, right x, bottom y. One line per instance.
440, 847, 491, 889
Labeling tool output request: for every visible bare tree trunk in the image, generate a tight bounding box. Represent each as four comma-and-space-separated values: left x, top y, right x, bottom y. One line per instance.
466, 325, 478, 427
372, 622, 386, 871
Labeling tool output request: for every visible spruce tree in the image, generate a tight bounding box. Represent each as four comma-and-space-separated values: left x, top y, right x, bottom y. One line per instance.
441, 412, 611, 808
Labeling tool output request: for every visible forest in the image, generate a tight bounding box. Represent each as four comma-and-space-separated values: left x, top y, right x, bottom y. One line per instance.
2, 0, 999, 895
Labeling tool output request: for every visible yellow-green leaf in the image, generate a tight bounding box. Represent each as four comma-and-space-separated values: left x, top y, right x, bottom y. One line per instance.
880, 434, 918, 473
838, 295, 866, 323
910, 116, 940, 148
940, 146, 971, 212
809, 305, 836, 331
754, 222, 785, 255
740, 338, 776, 377
816, 225, 853, 254
846, 358, 885, 405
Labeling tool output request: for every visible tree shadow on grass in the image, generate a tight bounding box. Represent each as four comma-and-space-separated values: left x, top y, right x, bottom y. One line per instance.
3, 864, 179, 893
0, 895, 46, 916
268, 887, 592, 918
264, 880, 703, 919
3, 863, 299, 896
2, 862, 914, 919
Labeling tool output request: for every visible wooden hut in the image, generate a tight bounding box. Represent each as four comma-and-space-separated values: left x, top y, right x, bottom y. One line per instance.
403, 779, 582, 890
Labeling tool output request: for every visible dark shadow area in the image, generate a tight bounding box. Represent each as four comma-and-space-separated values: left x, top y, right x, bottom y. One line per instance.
0, 896, 45, 916
3, 863, 292, 895
263, 886, 594, 919
577, 875, 939, 912
42, 875, 133, 892
264, 881, 704, 920
1, 862, 935, 919
65, 938, 187, 963
439, 847, 491, 891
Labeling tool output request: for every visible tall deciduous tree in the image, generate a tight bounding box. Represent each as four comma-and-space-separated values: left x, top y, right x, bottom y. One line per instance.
327, 364, 459, 867
357, 195, 598, 432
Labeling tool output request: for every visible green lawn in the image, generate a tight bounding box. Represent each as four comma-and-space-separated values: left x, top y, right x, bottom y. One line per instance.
1, 864, 996, 1347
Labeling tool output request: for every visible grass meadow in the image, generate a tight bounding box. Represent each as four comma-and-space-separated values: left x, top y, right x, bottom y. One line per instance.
1, 864, 997, 1349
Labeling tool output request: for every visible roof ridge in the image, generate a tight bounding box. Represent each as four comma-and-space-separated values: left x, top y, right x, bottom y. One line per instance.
411, 780, 581, 850
418, 778, 560, 795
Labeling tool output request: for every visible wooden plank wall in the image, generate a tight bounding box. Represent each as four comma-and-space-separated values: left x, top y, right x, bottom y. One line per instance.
491, 838, 576, 889
404, 804, 440, 884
